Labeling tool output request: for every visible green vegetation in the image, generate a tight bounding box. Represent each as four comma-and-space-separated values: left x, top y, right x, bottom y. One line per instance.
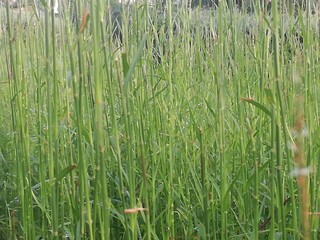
0, 0, 319, 239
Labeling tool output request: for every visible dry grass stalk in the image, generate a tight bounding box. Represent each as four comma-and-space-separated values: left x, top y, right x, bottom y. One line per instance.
293, 67, 309, 239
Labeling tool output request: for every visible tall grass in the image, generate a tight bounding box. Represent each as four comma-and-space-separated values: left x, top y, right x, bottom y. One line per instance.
0, 0, 319, 239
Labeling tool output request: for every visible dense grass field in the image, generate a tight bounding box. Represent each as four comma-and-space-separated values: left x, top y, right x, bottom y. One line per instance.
0, 0, 320, 239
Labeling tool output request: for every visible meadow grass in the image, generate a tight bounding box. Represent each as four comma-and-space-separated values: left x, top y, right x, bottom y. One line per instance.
0, 0, 320, 239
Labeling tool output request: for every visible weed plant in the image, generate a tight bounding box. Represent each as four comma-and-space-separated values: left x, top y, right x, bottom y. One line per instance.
0, 0, 319, 239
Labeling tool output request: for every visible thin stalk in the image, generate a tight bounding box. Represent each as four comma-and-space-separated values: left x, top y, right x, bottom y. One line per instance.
165, 0, 175, 238
105, 0, 126, 214
269, 109, 276, 240
272, 0, 287, 237
217, 2, 228, 239
90, 0, 110, 238
270, 0, 282, 239
199, 128, 209, 237
50, 4, 61, 238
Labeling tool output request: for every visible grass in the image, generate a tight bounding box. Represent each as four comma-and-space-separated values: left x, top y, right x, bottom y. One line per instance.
0, 0, 320, 239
